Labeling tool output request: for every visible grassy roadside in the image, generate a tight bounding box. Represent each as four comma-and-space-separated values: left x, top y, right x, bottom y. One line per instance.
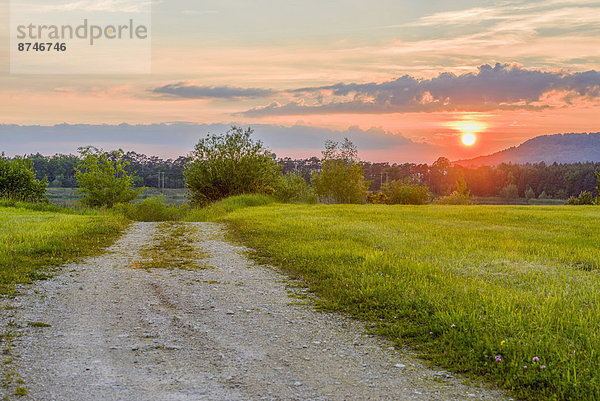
0, 201, 129, 295
220, 203, 600, 401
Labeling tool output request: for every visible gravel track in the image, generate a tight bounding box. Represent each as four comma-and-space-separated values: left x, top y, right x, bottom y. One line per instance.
1, 222, 510, 400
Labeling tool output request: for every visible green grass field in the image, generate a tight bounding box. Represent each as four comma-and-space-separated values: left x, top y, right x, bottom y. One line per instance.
221, 203, 600, 401
0, 202, 128, 294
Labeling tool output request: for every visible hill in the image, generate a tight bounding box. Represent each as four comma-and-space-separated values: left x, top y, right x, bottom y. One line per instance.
456, 132, 600, 166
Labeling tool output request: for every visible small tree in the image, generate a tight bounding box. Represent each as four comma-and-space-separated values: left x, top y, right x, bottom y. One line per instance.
499, 183, 519, 201
74, 146, 141, 208
525, 186, 535, 201
0, 154, 47, 203
312, 138, 368, 204
185, 126, 280, 206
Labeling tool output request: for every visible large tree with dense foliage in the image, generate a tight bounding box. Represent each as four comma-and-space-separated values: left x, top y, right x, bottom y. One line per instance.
184, 126, 280, 206
74, 146, 142, 208
0, 154, 48, 202
312, 138, 368, 204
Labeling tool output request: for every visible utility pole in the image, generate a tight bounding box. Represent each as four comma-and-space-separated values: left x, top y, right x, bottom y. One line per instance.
380, 172, 389, 190
158, 172, 165, 193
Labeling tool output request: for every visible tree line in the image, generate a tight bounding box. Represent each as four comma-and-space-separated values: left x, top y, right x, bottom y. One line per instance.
4, 126, 600, 205
26, 152, 188, 189
22, 152, 600, 200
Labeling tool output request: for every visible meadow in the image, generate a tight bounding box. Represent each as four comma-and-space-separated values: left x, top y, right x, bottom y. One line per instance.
218, 203, 600, 401
0, 201, 128, 294
2, 193, 597, 400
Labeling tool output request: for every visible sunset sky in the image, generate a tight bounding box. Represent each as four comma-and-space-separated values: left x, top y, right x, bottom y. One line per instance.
1, 0, 600, 162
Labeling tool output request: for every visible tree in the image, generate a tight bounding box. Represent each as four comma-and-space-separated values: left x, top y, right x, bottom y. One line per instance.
499, 183, 519, 201
74, 146, 142, 208
525, 186, 536, 201
595, 171, 600, 205
428, 157, 452, 195
273, 173, 315, 203
312, 138, 368, 204
184, 126, 280, 206
0, 154, 48, 203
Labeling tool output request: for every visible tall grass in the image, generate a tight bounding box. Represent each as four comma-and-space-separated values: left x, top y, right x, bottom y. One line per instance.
115, 197, 189, 222
222, 204, 600, 401
0, 202, 128, 294
184, 194, 274, 221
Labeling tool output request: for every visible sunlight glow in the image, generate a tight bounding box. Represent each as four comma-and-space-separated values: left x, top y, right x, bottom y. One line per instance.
462, 133, 477, 146
452, 120, 487, 134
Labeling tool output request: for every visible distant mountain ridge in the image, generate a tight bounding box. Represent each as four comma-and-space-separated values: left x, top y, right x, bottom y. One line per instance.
455, 132, 600, 167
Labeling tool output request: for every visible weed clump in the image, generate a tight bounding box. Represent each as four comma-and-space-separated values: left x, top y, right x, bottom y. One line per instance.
115, 197, 189, 221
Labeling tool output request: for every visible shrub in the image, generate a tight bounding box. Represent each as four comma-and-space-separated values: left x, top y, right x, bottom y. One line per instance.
435, 191, 472, 205
184, 126, 280, 206
0, 154, 48, 203
435, 177, 472, 205
567, 191, 594, 205
115, 197, 189, 221
75, 146, 142, 208
273, 173, 315, 203
384, 180, 430, 205
367, 192, 390, 204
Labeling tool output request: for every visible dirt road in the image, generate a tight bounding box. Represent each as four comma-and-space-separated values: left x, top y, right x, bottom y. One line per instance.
1, 222, 510, 400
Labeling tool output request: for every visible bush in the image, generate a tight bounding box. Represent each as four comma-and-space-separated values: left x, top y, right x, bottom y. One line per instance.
435, 191, 472, 205
435, 177, 472, 205
567, 191, 594, 205
185, 126, 280, 206
312, 138, 368, 204
75, 146, 142, 208
273, 174, 315, 203
115, 197, 189, 221
367, 192, 390, 204
0, 154, 48, 203
384, 180, 430, 205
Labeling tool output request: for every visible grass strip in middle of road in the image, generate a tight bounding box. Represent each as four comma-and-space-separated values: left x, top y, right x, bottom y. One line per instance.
134, 222, 207, 270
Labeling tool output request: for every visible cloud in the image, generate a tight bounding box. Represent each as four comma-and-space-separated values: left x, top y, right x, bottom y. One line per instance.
405, 0, 600, 29
0, 123, 441, 163
153, 83, 275, 100
241, 63, 600, 116
375, 0, 600, 72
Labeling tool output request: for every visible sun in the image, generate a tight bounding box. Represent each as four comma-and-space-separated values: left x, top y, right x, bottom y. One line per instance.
462, 133, 477, 146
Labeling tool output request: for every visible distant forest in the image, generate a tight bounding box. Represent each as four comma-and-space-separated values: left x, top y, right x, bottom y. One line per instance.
27, 152, 599, 199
